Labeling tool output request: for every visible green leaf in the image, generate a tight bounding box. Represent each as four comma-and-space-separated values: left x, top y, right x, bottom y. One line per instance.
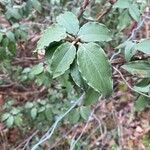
68, 109, 80, 124
6, 8, 21, 20
59, 73, 73, 93
2, 113, 10, 121
78, 22, 112, 42
37, 24, 67, 50
11, 108, 20, 115
80, 106, 91, 120
14, 115, 23, 126
6, 31, 15, 42
25, 102, 34, 109
135, 96, 150, 112
70, 61, 85, 88
45, 109, 53, 121
134, 78, 150, 93
0, 32, 3, 42
31, 108, 38, 119
113, 0, 131, 9
2, 37, 9, 48
38, 100, 46, 105
135, 39, 150, 55
8, 42, 16, 55
38, 106, 45, 113
45, 42, 63, 73
117, 10, 131, 31
22, 67, 31, 74
51, 42, 76, 78
35, 72, 52, 86
122, 61, 150, 78
77, 43, 113, 96
31, 63, 44, 75
56, 11, 79, 35
84, 88, 100, 106
124, 41, 136, 62
31, 0, 42, 13
45, 42, 62, 61
6, 116, 14, 127
129, 4, 140, 22
0, 48, 6, 60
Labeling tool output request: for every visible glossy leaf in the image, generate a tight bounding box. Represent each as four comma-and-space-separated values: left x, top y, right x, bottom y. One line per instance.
135, 39, 150, 55
56, 11, 79, 35
51, 42, 76, 78
122, 61, 150, 78
78, 22, 112, 42
37, 24, 66, 50
77, 43, 113, 96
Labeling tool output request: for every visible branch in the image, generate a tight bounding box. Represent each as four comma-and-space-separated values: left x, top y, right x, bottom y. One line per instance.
70, 96, 103, 150
70, 111, 94, 150
110, 14, 146, 62
77, 0, 90, 19
113, 66, 150, 98
15, 130, 39, 150
31, 94, 85, 150
96, 6, 112, 21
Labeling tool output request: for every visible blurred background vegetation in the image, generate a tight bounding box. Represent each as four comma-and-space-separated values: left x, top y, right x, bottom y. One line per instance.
0, 0, 150, 150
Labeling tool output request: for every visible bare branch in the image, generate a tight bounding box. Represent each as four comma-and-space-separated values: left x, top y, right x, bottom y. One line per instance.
31, 94, 85, 150
113, 66, 150, 98
77, 0, 90, 19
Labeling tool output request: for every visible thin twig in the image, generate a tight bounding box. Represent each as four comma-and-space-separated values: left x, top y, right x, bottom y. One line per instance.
77, 0, 90, 19
70, 111, 94, 150
96, 2, 115, 22
31, 94, 85, 150
15, 130, 39, 150
112, 110, 123, 150
110, 15, 146, 62
70, 96, 103, 150
113, 66, 150, 98
50, 124, 79, 149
